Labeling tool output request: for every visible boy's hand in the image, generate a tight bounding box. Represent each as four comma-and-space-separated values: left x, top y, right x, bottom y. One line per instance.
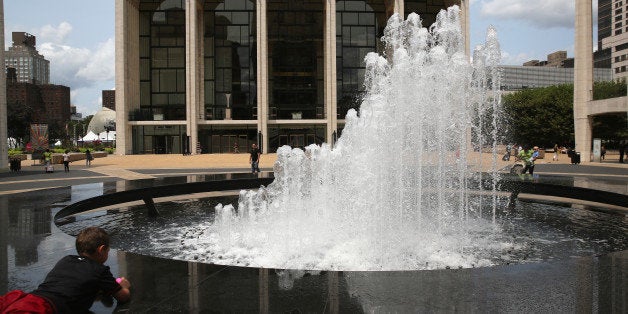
116, 277, 131, 289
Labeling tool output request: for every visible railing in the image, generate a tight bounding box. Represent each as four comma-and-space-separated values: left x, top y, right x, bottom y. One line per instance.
54, 174, 627, 225
54, 177, 275, 221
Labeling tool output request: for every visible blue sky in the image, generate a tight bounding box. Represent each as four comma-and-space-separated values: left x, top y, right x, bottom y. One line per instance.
4, 0, 596, 117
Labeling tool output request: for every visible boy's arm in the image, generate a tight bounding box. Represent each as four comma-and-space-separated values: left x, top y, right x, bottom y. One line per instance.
113, 277, 131, 302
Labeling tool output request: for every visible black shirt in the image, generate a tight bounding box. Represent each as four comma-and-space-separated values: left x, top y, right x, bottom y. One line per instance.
31, 255, 121, 314
250, 148, 260, 162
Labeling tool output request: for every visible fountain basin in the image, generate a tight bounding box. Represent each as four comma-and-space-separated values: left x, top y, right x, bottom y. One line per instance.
54, 174, 627, 272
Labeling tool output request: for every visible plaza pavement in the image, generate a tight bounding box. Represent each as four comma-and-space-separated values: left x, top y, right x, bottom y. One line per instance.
0, 151, 626, 195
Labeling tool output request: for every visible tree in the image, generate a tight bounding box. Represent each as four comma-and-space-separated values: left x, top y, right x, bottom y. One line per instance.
502, 84, 574, 147
502, 81, 628, 148
7, 100, 34, 146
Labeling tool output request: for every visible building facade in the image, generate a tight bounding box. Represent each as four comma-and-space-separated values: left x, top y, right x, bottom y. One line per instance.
500, 66, 613, 92
6, 82, 71, 128
4, 32, 49, 85
599, 0, 628, 79
39, 84, 71, 126
116, 0, 469, 155
102, 89, 116, 111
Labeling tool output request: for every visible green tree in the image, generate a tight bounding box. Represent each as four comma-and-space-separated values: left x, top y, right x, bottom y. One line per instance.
502, 84, 574, 147
502, 80, 628, 148
593, 80, 627, 100
7, 100, 34, 146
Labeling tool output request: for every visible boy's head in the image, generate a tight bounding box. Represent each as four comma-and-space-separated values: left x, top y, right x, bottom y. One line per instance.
76, 227, 110, 263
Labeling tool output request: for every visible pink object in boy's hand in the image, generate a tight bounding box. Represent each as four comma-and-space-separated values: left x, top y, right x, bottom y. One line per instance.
116, 277, 123, 284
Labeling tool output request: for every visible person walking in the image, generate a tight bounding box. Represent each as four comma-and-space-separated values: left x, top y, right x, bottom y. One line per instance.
249, 143, 261, 174
62, 150, 71, 172
620, 139, 626, 163
85, 149, 93, 167
518, 145, 538, 175
43, 149, 52, 167
504, 143, 512, 161
553, 143, 559, 161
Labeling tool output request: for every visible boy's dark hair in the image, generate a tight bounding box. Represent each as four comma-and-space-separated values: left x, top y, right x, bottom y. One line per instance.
76, 227, 109, 255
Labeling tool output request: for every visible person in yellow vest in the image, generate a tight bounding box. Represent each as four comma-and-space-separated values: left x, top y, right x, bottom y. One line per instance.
43, 149, 52, 167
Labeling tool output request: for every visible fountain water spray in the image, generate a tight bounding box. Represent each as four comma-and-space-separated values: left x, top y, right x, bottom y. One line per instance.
180, 6, 506, 270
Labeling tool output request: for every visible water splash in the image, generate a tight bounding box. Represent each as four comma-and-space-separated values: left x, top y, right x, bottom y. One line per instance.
183, 6, 506, 270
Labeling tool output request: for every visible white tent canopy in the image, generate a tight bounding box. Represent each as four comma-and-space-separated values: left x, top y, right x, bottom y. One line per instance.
98, 131, 116, 141
82, 131, 99, 142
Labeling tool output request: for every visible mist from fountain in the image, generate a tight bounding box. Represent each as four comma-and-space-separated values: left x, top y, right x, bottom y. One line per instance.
179, 6, 508, 271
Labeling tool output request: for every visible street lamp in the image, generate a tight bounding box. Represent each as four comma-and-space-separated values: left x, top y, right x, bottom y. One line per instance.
225, 93, 231, 120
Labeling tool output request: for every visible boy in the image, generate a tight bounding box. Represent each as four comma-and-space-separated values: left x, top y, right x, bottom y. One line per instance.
0, 227, 131, 313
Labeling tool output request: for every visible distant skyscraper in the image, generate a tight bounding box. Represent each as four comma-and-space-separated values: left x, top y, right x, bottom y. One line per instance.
102, 90, 115, 111
4, 32, 49, 85
599, 0, 628, 79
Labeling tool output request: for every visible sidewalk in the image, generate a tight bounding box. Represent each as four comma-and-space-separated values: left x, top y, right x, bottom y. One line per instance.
0, 151, 625, 196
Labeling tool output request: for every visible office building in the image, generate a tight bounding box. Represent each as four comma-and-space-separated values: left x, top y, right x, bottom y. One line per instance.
599, 0, 628, 79
115, 0, 470, 154
506, 51, 612, 91
102, 90, 116, 111
500, 66, 612, 92
6, 82, 71, 127
4, 32, 50, 85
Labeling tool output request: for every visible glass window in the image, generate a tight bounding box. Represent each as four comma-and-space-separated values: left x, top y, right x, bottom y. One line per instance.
336, 1, 386, 118
139, 2, 186, 120
205, 1, 257, 120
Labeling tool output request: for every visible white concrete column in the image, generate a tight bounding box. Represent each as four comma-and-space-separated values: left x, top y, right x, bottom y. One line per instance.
257, 0, 269, 152
393, 0, 404, 17
0, 0, 7, 170
186, 0, 200, 154
324, 0, 337, 146
574, 0, 593, 162
458, 0, 470, 56
115, 0, 140, 155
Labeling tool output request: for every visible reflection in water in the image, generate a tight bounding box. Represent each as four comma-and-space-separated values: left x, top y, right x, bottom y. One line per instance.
8, 206, 51, 266
2, 175, 626, 313
111, 251, 626, 313
1, 197, 8, 293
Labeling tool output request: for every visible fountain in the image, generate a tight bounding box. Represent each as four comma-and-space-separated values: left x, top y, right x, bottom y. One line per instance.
55, 7, 626, 273
171, 6, 507, 271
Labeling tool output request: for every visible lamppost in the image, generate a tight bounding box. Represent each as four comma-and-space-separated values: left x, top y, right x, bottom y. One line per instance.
225, 93, 231, 120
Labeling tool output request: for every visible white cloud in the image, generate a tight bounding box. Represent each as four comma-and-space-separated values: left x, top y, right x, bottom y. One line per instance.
39, 42, 92, 88
76, 38, 115, 82
500, 51, 533, 65
32, 22, 115, 115
38, 22, 73, 44
478, 0, 598, 29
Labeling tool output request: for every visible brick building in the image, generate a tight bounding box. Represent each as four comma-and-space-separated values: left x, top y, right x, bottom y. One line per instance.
6, 81, 70, 127
102, 89, 115, 111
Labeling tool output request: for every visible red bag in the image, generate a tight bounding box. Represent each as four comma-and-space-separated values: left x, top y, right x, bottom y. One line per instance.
0, 290, 54, 314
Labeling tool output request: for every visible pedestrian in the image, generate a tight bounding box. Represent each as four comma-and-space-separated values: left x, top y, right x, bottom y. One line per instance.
504, 143, 512, 161
85, 149, 93, 167
601, 145, 606, 160
619, 140, 626, 163
553, 143, 559, 161
0, 227, 131, 313
518, 145, 538, 175
249, 143, 261, 174
62, 150, 70, 172
43, 149, 52, 167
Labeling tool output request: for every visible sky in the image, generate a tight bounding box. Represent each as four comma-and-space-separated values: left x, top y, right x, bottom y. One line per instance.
3, 0, 597, 117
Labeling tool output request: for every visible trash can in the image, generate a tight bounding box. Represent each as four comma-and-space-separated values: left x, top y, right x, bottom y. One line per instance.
571, 152, 581, 164
10, 158, 21, 171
